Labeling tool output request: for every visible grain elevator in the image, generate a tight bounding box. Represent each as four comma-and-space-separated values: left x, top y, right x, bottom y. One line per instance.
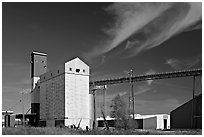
31, 52, 93, 129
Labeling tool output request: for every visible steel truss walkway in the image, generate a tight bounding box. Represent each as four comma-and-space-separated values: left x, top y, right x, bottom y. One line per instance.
89, 69, 202, 86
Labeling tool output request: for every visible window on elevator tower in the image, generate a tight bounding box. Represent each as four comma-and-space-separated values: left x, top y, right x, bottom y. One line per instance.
76, 69, 80, 73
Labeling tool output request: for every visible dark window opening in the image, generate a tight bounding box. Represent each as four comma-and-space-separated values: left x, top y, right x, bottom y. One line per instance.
51, 73, 52, 76
83, 69, 85, 72
58, 70, 60, 73
42, 60, 44, 63
76, 69, 80, 73
44, 76, 45, 79
69, 68, 72, 71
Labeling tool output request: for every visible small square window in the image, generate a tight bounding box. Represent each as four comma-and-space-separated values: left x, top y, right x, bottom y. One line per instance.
69, 68, 72, 71
83, 69, 85, 72
76, 69, 80, 73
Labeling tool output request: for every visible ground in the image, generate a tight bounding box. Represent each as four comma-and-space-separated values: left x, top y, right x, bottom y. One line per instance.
2, 127, 202, 135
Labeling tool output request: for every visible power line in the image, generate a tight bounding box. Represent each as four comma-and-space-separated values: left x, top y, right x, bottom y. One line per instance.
7, 99, 22, 111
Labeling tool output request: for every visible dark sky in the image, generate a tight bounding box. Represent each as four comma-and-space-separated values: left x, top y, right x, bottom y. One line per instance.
2, 2, 202, 117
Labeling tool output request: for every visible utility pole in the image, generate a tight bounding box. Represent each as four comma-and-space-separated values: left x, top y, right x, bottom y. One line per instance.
128, 80, 131, 119
20, 91, 25, 126
103, 85, 107, 117
128, 70, 134, 120
89, 84, 107, 129
89, 81, 96, 129
20, 89, 30, 126
130, 70, 134, 120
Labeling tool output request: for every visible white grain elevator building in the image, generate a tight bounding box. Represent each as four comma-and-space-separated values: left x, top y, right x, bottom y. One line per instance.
31, 52, 93, 129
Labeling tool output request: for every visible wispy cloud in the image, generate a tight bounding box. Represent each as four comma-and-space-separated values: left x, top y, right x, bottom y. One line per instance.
134, 85, 153, 96
186, 54, 202, 69
166, 54, 201, 70
86, 2, 201, 62
165, 58, 186, 70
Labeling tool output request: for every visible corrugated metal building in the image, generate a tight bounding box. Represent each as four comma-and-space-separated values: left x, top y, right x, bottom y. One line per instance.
170, 94, 202, 129
135, 114, 170, 130
97, 114, 170, 130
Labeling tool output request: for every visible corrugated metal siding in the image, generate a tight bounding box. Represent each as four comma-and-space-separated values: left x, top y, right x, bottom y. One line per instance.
170, 94, 202, 129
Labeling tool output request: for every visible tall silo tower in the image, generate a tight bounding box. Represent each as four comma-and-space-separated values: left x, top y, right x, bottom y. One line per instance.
31, 51, 47, 126
64, 57, 92, 129
39, 57, 93, 129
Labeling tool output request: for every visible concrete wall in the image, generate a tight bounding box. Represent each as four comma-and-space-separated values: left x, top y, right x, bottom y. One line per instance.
170, 94, 202, 129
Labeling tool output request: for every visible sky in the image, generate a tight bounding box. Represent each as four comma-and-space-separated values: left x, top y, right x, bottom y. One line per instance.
2, 2, 202, 118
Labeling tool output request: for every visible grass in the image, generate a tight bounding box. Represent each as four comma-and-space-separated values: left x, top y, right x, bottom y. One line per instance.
2, 127, 202, 135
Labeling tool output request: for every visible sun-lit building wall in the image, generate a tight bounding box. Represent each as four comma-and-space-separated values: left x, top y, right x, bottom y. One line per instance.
39, 58, 92, 129
64, 58, 92, 129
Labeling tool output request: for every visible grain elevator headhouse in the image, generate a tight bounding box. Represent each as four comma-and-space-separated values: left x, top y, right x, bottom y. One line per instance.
31, 51, 47, 126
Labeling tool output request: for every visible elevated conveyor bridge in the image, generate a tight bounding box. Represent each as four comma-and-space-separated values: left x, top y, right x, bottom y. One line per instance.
89, 69, 202, 86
